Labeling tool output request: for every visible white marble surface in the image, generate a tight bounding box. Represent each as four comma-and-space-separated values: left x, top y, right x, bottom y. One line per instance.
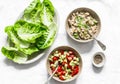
0, 0, 120, 84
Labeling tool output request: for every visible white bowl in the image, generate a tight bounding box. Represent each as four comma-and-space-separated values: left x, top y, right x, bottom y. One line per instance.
92, 52, 106, 68
46, 46, 83, 82
66, 7, 101, 43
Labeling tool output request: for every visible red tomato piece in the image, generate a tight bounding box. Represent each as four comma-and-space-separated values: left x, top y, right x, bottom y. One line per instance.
52, 56, 58, 61
74, 66, 79, 69
57, 66, 63, 72
59, 75, 65, 80
61, 71, 66, 75
72, 70, 78, 76
70, 55, 75, 59
71, 66, 79, 76
67, 56, 73, 61
69, 51, 74, 55
67, 63, 72, 69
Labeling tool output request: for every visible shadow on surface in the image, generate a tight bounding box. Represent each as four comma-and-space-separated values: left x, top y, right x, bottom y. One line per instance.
66, 34, 94, 54
48, 78, 77, 84
92, 65, 103, 73
4, 58, 40, 69
3, 49, 50, 70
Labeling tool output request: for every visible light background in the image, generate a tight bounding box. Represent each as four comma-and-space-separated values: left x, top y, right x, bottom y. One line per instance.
0, 0, 120, 84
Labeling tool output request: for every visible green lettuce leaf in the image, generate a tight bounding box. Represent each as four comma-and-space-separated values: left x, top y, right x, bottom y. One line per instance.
42, 0, 54, 16
36, 22, 57, 49
40, 0, 55, 26
36, 28, 49, 49
14, 20, 47, 43
5, 26, 39, 55
19, 45, 39, 55
5, 26, 30, 48
22, 0, 42, 23
1, 47, 27, 63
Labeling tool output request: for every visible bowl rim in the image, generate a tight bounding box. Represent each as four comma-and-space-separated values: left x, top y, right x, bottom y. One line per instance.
46, 46, 83, 82
92, 52, 106, 68
66, 7, 101, 43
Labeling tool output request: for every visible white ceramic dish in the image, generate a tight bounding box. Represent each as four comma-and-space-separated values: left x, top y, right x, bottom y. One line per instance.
92, 52, 106, 68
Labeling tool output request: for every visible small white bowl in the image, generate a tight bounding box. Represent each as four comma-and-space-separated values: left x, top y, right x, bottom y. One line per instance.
92, 52, 106, 68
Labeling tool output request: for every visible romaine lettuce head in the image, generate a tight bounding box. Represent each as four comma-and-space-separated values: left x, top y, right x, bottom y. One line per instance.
1, 0, 57, 63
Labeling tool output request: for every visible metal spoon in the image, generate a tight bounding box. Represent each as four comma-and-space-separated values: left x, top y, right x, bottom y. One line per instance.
93, 37, 106, 51
44, 62, 59, 84
88, 31, 106, 51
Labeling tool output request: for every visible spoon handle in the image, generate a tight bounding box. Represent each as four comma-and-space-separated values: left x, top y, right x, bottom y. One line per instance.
44, 66, 58, 84
94, 38, 106, 51
87, 30, 106, 51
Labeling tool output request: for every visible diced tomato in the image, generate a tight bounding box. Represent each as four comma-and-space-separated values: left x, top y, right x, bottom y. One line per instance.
69, 51, 74, 55
67, 63, 72, 69
74, 65, 79, 69
57, 71, 65, 76
52, 56, 58, 61
61, 71, 66, 75
72, 69, 79, 76
57, 66, 63, 72
67, 56, 73, 61
72, 70, 78, 76
70, 55, 75, 59
59, 75, 65, 80
73, 66, 79, 72
71, 66, 79, 76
